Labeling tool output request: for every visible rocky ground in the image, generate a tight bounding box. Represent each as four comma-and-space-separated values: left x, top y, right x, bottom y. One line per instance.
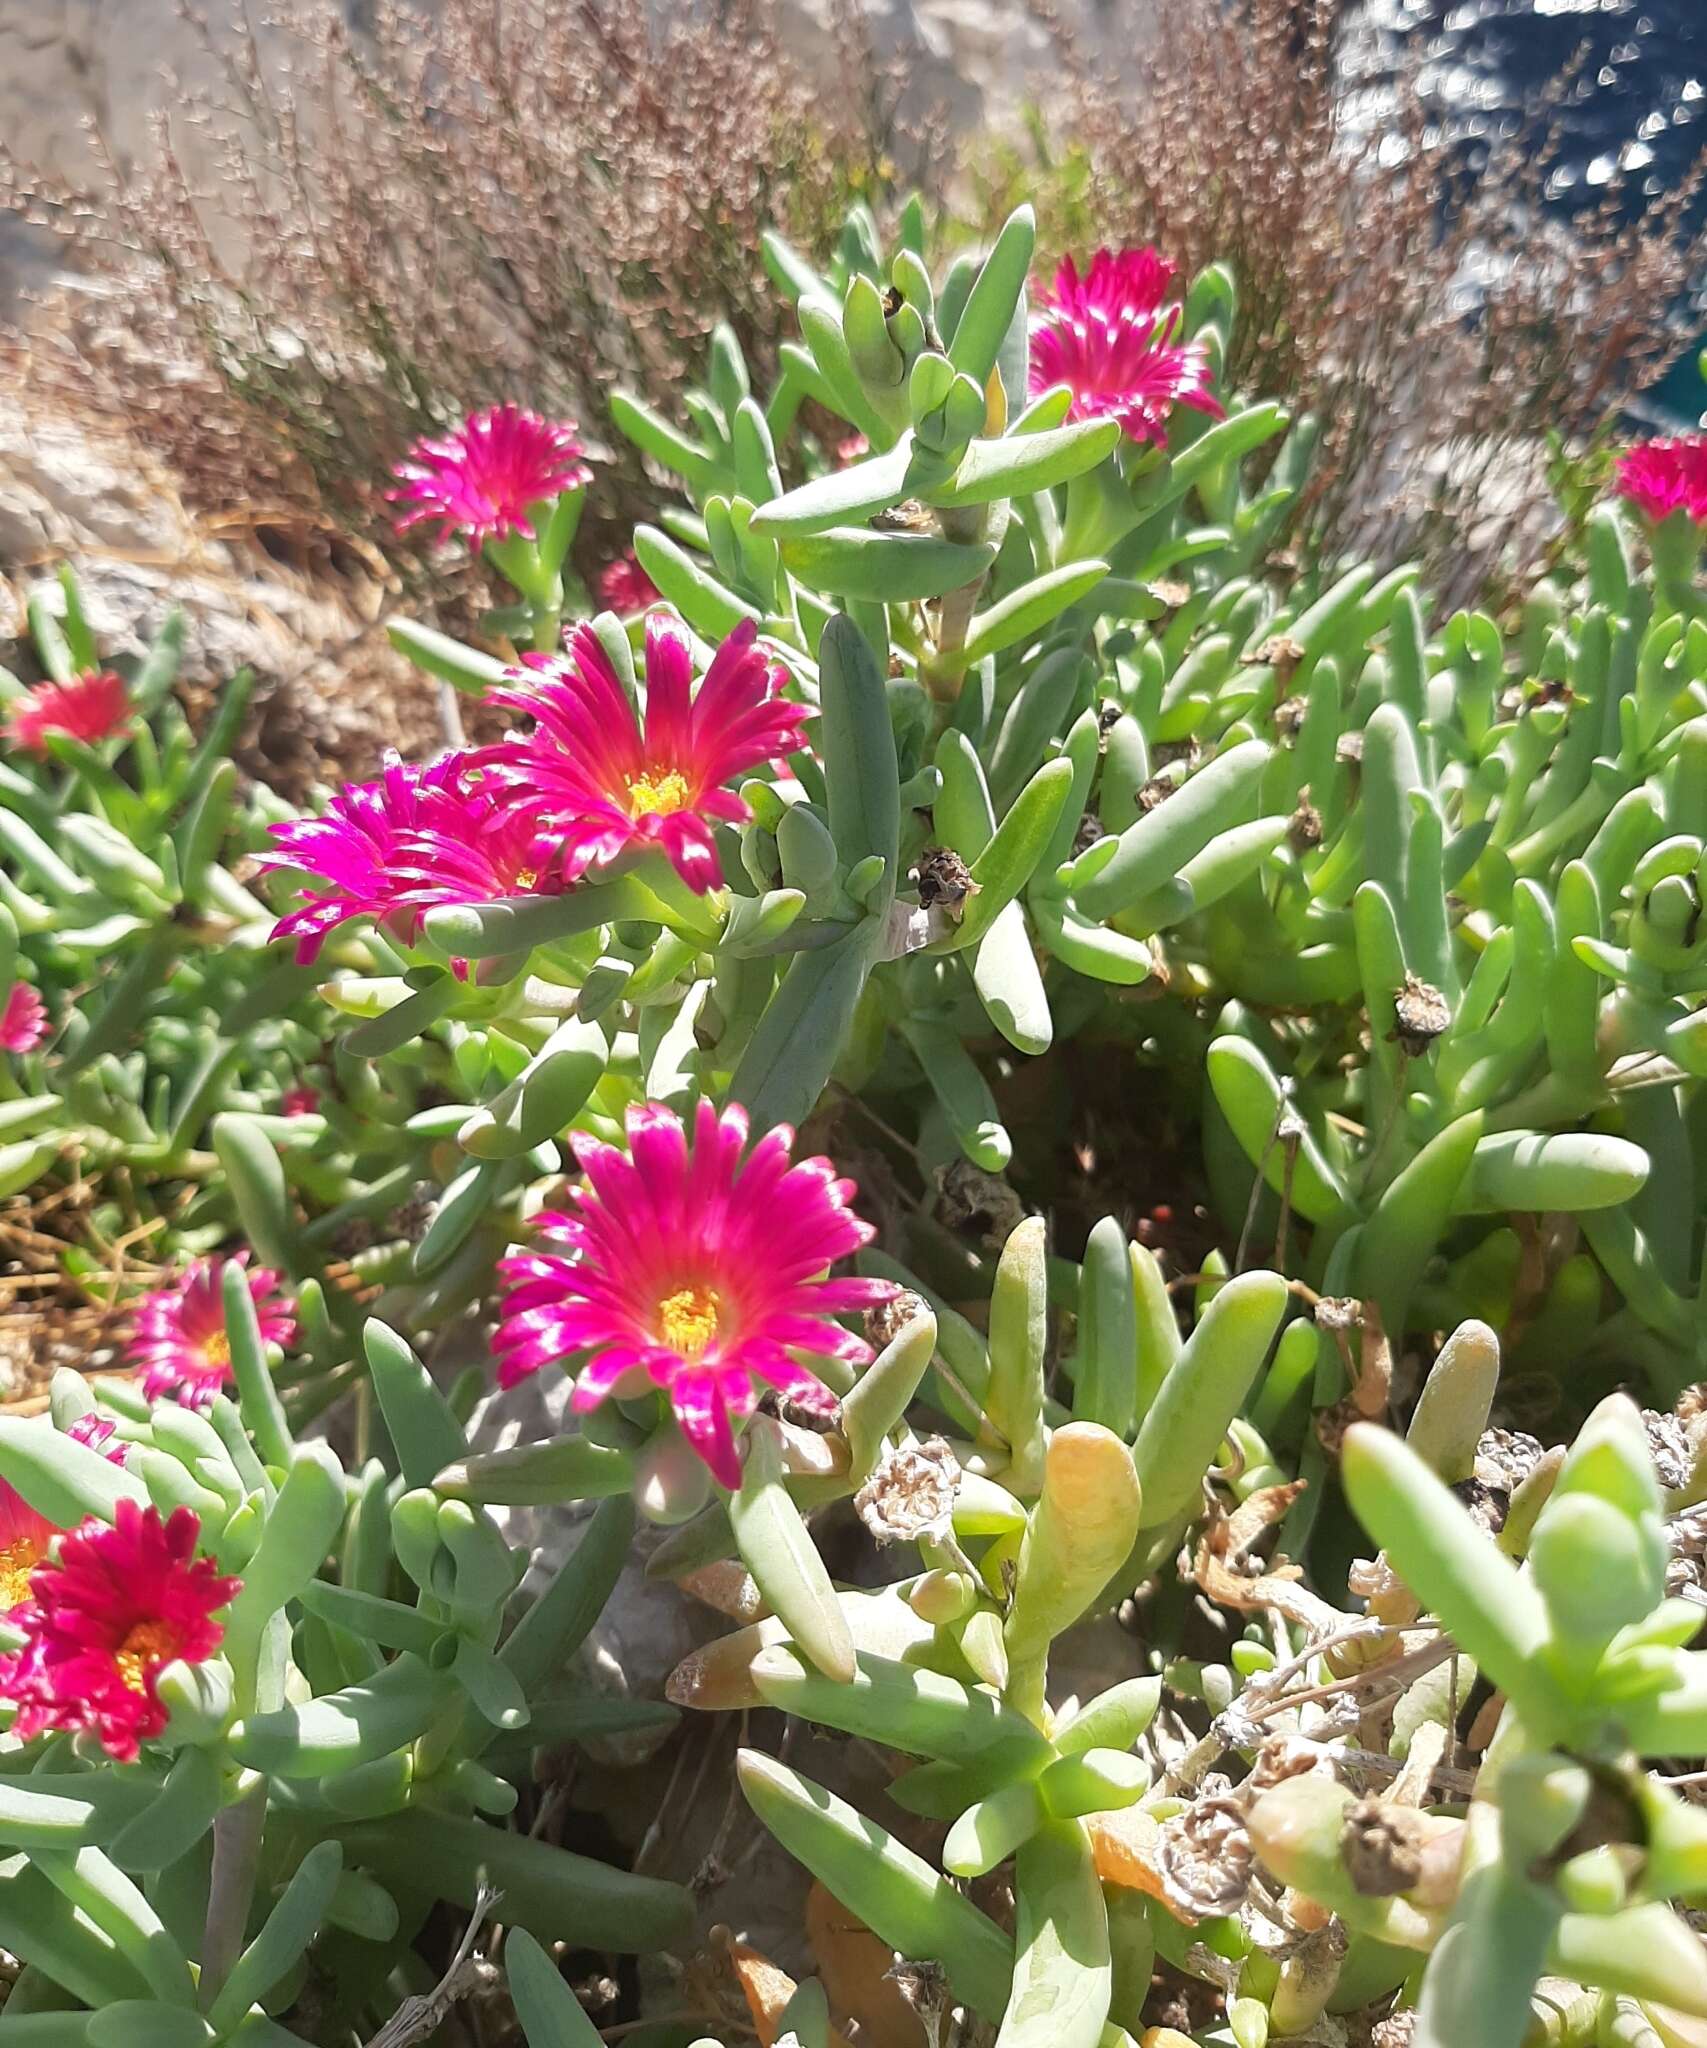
0, 367, 447, 793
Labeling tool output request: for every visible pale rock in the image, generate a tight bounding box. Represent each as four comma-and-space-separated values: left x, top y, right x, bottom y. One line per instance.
463, 1369, 716, 1773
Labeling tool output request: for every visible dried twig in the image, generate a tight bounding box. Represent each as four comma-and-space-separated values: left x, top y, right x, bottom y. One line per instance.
364, 1885, 502, 2048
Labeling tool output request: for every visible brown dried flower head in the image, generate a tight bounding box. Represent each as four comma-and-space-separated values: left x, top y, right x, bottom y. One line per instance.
1157, 1794, 1254, 1919
865, 1289, 929, 1354
1244, 633, 1307, 676
915, 846, 978, 920
854, 1436, 959, 1545
1339, 1799, 1426, 1897
1288, 795, 1324, 850
1391, 973, 1452, 1058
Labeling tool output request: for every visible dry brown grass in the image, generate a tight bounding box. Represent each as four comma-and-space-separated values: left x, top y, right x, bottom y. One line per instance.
0, 0, 912, 599
1041, 0, 1707, 598
4, 0, 1701, 614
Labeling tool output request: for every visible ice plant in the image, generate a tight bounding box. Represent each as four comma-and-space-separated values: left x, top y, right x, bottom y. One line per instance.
1030, 247, 1224, 446
597, 552, 660, 614
480, 614, 806, 894
494, 1099, 893, 1486
280, 1083, 320, 1116
0, 1500, 237, 1761
1616, 434, 1707, 526
6, 669, 131, 757
0, 1416, 123, 1612
129, 1253, 298, 1408
260, 753, 563, 964
0, 982, 46, 1053
388, 403, 591, 547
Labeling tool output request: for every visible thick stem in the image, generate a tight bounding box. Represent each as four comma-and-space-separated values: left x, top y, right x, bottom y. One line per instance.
199, 1778, 267, 2007
921, 502, 999, 703
528, 602, 563, 655
437, 678, 466, 750
1650, 510, 1703, 624
1005, 1652, 1048, 1730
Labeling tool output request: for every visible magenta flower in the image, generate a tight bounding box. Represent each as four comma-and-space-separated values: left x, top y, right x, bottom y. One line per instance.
1616, 436, 1707, 527
388, 404, 592, 547
280, 1084, 320, 1117
0, 984, 46, 1054
0, 1414, 126, 1614
129, 1253, 298, 1409
597, 552, 660, 615
478, 614, 806, 896
260, 753, 563, 965
8, 670, 132, 757
495, 1100, 896, 1488
0, 1500, 238, 1761
1030, 247, 1224, 447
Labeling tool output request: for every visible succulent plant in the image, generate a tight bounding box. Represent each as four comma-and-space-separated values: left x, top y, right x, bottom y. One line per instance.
5, 185, 1707, 2048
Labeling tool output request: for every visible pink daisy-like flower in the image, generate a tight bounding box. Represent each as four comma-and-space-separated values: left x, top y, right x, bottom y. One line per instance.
1616, 436, 1707, 527
597, 552, 660, 615
0, 1414, 126, 1614
8, 670, 132, 757
479, 614, 805, 896
0, 1500, 238, 1761
1030, 247, 1225, 448
0, 984, 46, 1054
260, 753, 563, 966
280, 1084, 320, 1117
494, 1100, 896, 1488
129, 1253, 298, 1410
388, 404, 592, 547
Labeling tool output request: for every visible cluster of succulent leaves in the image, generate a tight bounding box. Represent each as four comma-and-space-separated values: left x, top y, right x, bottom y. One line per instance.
6, 190, 1707, 2048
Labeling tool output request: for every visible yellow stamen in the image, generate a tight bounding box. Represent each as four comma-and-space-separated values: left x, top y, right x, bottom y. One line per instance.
658, 1285, 721, 1361
511, 867, 539, 890
115, 1619, 179, 1694
203, 1330, 231, 1369
627, 768, 692, 819
0, 1537, 40, 1613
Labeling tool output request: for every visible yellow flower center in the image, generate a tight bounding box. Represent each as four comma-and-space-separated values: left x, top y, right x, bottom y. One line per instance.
0, 1536, 41, 1612
115, 1619, 178, 1694
203, 1330, 231, 1370
627, 768, 692, 819
510, 867, 539, 891
658, 1285, 721, 1361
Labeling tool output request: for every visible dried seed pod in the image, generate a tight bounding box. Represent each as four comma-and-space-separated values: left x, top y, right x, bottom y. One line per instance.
1157, 1794, 1254, 1918
934, 1159, 1025, 1246
1391, 972, 1451, 1057
1288, 794, 1324, 849
1246, 633, 1307, 676
1339, 1799, 1426, 1897
1071, 811, 1104, 857
914, 845, 978, 919
865, 1289, 929, 1352
854, 1437, 959, 1545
